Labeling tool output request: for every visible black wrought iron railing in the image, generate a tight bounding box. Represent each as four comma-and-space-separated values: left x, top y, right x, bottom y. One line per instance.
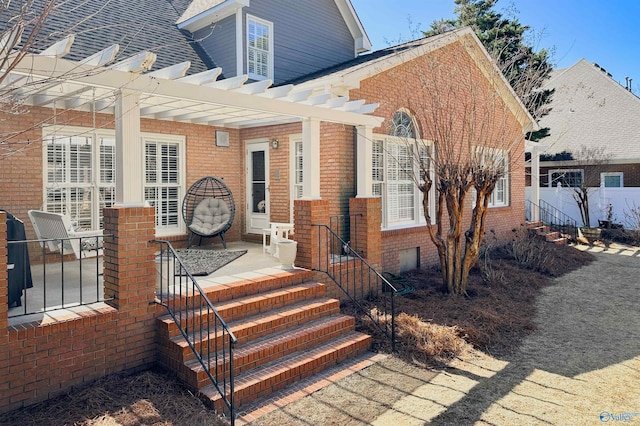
311, 222, 399, 352
526, 199, 579, 241
7, 235, 111, 317
152, 240, 236, 424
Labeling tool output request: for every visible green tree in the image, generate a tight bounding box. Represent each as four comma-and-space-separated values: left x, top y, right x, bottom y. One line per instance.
425, 0, 553, 140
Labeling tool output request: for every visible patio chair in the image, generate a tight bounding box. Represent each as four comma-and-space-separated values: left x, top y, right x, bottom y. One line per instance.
27, 210, 103, 259
182, 177, 235, 248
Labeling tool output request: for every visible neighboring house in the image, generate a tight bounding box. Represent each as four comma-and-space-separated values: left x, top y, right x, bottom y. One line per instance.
526, 59, 640, 225
531, 59, 640, 189
0, 0, 534, 415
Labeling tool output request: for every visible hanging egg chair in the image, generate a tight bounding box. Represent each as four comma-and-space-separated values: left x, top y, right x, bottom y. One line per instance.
182, 176, 235, 248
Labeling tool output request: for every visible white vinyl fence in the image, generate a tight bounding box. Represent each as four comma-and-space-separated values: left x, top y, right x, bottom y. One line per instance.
526, 186, 640, 228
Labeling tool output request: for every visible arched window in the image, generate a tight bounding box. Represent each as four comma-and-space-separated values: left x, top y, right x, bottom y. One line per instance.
390, 111, 416, 138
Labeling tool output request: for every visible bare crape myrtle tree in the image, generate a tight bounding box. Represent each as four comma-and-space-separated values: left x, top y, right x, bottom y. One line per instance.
388, 33, 543, 295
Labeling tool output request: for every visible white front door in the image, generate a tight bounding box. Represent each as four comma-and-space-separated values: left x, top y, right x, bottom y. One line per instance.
246, 142, 270, 234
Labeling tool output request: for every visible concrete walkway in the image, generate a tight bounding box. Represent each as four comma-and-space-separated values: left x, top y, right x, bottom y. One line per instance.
247, 246, 640, 425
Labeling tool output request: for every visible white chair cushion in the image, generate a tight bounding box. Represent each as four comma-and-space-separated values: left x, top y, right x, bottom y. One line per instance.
189, 197, 231, 235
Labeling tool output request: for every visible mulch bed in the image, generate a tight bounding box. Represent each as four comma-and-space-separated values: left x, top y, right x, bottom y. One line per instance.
348, 242, 596, 365
0, 369, 229, 426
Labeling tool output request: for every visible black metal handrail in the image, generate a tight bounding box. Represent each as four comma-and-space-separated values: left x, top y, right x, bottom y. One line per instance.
311, 223, 398, 352
7, 235, 111, 317
526, 199, 579, 241
152, 240, 236, 425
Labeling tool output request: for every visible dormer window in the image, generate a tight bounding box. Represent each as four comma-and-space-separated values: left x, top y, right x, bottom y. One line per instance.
247, 15, 273, 80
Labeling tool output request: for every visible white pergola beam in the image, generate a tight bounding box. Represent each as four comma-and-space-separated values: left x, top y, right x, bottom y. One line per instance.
339, 99, 365, 112
34, 85, 92, 107
140, 102, 182, 116
176, 67, 222, 85
146, 61, 191, 79
233, 79, 272, 94
0, 25, 23, 59
10, 54, 384, 127
284, 89, 312, 102
109, 51, 157, 73
204, 74, 248, 90
258, 84, 293, 99
322, 96, 348, 109
356, 103, 379, 114
80, 44, 120, 66
39, 34, 75, 58
302, 93, 331, 106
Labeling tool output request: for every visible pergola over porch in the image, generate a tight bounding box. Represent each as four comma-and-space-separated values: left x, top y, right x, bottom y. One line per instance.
1, 34, 384, 206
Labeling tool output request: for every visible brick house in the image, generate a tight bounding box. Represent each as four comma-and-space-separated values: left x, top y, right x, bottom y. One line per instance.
0, 0, 534, 417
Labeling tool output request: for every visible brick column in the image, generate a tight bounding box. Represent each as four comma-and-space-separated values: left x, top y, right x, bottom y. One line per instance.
0, 212, 8, 341
294, 199, 330, 270
349, 197, 382, 269
102, 206, 156, 310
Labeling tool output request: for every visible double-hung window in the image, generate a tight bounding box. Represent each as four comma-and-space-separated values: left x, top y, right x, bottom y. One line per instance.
44, 129, 116, 230
144, 138, 184, 234
372, 138, 432, 228
473, 148, 509, 208
247, 15, 273, 80
372, 111, 433, 228
489, 150, 509, 207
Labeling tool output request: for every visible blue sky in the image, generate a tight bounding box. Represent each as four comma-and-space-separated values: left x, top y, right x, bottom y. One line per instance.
350, 0, 640, 90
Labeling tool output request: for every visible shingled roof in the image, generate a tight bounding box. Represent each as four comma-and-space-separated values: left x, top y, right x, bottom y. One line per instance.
2, 0, 210, 74
537, 59, 640, 161
280, 37, 424, 86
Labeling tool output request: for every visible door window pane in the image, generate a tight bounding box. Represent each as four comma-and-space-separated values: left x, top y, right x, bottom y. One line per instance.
251, 150, 266, 213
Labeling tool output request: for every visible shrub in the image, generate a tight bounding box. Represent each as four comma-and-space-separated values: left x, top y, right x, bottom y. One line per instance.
501, 225, 553, 273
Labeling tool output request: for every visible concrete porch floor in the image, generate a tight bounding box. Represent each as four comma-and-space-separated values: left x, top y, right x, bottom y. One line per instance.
7, 241, 290, 325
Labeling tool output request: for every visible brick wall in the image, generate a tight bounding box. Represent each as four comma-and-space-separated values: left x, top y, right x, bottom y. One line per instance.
531, 163, 640, 187
345, 39, 526, 273
0, 207, 161, 414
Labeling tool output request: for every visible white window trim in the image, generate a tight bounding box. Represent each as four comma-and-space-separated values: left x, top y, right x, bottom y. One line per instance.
600, 172, 624, 188
42, 126, 117, 231
373, 134, 433, 230
246, 14, 274, 81
548, 169, 584, 188
142, 133, 187, 237
42, 126, 186, 235
471, 147, 510, 208
288, 134, 303, 223
489, 149, 509, 208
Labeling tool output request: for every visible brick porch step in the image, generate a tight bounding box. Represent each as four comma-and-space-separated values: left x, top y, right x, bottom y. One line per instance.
157, 282, 327, 339
544, 231, 560, 241
201, 269, 313, 304
166, 297, 341, 362
201, 331, 372, 410
525, 221, 568, 246
157, 270, 373, 413
184, 314, 356, 389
